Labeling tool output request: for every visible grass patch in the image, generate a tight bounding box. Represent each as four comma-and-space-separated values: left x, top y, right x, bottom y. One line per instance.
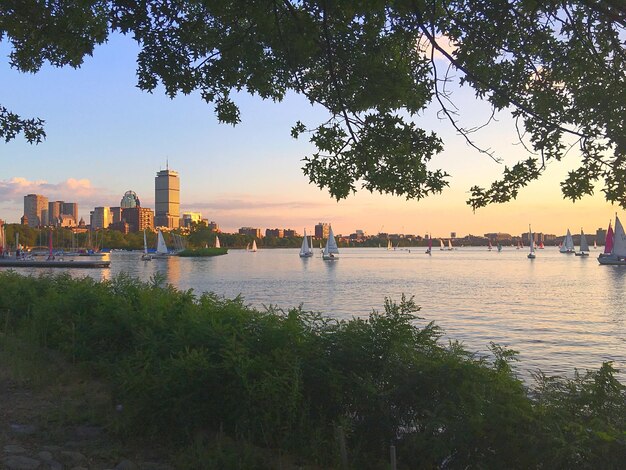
177, 247, 228, 257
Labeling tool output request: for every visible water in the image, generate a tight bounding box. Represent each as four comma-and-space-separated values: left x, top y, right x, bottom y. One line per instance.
5, 247, 626, 381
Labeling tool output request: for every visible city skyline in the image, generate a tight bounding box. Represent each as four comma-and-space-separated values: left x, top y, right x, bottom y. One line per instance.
1, 33, 619, 236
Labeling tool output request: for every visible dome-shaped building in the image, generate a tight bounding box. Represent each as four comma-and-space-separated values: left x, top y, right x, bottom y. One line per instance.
120, 190, 141, 209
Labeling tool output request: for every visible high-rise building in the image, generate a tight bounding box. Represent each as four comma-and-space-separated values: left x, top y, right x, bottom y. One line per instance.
122, 207, 154, 232
90, 207, 112, 230
207, 221, 220, 232
155, 167, 180, 229
62, 202, 78, 224
48, 201, 63, 225
120, 190, 141, 208
265, 228, 284, 238
23, 194, 49, 227
110, 207, 124, 224
315, 222, 330, 239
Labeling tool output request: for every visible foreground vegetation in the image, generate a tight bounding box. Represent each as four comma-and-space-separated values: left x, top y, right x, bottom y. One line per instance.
1, 272, 625, 468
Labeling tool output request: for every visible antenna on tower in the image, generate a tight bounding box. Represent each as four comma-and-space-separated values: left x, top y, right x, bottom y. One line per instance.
166, 157, 169, 171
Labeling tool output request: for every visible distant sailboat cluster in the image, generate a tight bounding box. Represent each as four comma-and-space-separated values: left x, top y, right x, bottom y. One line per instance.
598, 216, 626, 265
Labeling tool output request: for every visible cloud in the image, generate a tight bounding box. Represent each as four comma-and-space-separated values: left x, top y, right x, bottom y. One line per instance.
0, 176, 119, 221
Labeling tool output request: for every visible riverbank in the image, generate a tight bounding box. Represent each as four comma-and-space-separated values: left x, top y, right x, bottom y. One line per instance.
1, 271, 625, 468
176, 247, 228, 257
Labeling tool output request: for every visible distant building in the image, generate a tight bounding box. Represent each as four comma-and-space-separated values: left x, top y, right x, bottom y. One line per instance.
59, 214, 75, 228
239, 227, 261, 238
48, 201, 63, 225
207, 221, 220, 232
120, 190, 141, 209
122, 207, 154, 232
90, 207, 112, 230
484, 232, 513, 242
265, 228, 284, 238
283, 229, 297, 238
110, 221, 130, 234
596, 227, 607, 245
315, 222, 330, 239
110, 207, 124, 224
155, 167, 180, 229
62, 202, 78, 224
450, 232, 457, 239
182, 212, 203, 228
522, 232, 542, 243
23, 194, 48, 227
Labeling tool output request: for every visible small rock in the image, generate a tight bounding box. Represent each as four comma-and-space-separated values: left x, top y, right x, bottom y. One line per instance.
4, 445, 27, 454
41, 446, 61, 452
140, 463, 175, 470
58, 451, 86, 465
115, 459, 137, 470
44, 461, 63, 470
74, 425, 104, 439
2, 455, 41, 469
36, 451, 53, 462
9, 424, 38, 435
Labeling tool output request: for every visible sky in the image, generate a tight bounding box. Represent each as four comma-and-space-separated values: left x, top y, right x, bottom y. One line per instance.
0, 33, 619, 237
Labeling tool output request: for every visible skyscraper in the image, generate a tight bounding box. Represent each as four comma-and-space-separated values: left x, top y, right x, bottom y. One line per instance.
23, 194, 49, 227
155, 166, 180, 229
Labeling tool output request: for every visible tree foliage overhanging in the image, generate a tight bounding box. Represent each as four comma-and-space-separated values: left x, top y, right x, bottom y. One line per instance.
1, 1, 624, 208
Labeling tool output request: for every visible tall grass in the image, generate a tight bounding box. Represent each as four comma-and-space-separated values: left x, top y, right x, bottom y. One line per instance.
0, 271, 624, 468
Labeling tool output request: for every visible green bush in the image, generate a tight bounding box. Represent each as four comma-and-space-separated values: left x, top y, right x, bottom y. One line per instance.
0, 271, 624, 468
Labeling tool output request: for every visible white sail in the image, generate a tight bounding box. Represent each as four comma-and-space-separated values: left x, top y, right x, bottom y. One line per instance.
387, 239, 392, 250
215, 235, 221, 249
448, 239, 453, 250
580, 229, 589, 252
560, 229, 575, 252
143, 229, 148, 254
252, 240, 258, 252
156, 230, 169, 255
612, 216, 626, 257
326, 225, 339, 254
528, 225, 536, 258
300, 229, 312, 257
440, 239, 445, 250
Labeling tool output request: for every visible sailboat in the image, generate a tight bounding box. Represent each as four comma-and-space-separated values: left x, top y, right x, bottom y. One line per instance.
598, 216, 626, 265
153, 230, 170, 258
215, 235, 221, 249
575, 228, 590, 257
251, 240, 258, 252
439, 239, 445, 251
516, 241, 521, 250
599, 221, 614, 259
488, 240, 493, 251
497, 243, 503, 252
560, 229, 575, 253
425, 236, 432, 255
447, 239, 453, 251
322, 225, 339, 260
387, 239, 393, 251
141, 229, 152, 260
593, 240, 597, 249
299, 229, 313, 258
527, 225, 536, 259
538, 241, 545, 249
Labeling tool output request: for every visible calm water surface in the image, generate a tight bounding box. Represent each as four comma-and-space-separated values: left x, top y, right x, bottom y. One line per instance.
6, 247, 626, 381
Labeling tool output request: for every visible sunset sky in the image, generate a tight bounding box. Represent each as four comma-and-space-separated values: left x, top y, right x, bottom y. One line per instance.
0, 33, 618, 237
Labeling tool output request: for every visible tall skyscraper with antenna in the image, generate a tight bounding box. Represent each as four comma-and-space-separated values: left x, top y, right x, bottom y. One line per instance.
154, 162, 180, 229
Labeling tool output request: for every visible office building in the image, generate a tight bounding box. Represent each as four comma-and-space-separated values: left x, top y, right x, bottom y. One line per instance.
120, 190, 141, 208
207, 221, 220, 232
122, 207, 154, 232
596, 228, 607, 245
265, 228, 284, 238
23, 194, 49, 227
90, 207, 112, 230
283, 229, 297, 238
182, 212, 202, 228
155, 167, 180, 229
315, 222, 330, 239
239, 227, 261, 238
